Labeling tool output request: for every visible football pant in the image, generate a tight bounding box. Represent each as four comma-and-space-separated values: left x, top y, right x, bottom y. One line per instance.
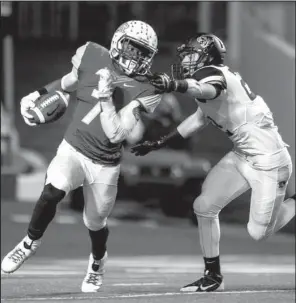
194, 149, 292, 257
46, 140, 120, 230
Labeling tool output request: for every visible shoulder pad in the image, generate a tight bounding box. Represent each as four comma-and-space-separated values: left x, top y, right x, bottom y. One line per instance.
71, 42, 89, 70
193, 66, 227, 89
87, 42, 109, 55
71, 42, 109, 70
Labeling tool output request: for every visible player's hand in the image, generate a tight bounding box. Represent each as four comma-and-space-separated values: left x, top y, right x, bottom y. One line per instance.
97, 68, 115, 100
20, 91, 40, 126
147, 72, 174, 93
130, 139, 164, 156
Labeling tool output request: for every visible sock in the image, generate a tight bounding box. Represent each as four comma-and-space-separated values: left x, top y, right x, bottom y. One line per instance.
273, 196, 296, 233
88, 226, 109, 261
204, 256, 221, 275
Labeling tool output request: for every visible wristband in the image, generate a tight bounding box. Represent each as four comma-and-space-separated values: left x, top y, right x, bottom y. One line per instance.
173, 80, 188, 93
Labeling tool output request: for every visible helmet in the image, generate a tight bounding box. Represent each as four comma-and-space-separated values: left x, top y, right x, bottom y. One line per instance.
172, 33, 226, 79
110, 20, 158, 76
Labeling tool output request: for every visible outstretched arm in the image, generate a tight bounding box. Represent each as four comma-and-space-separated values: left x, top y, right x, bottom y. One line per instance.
131, 107, 208, 156
148, 67, 226, 100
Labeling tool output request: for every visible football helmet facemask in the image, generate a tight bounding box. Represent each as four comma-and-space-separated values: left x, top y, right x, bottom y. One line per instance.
171, 33, 226, 79
110, 20, 158, 76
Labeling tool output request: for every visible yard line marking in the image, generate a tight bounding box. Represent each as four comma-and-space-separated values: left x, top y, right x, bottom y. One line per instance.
1, 289, 294, 301
112, 282, 163, 286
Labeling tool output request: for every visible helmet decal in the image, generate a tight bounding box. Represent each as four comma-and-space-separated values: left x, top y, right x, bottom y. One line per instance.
197, 36, 210, 48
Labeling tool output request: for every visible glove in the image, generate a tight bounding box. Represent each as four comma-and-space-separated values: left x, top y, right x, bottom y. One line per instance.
130, 139, 164, 156
147, 72, 174, 93
96, 68, 115, 100
20, 91, 41, 126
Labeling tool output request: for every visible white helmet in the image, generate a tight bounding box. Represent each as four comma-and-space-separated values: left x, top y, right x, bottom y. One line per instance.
110, 20, 158, 76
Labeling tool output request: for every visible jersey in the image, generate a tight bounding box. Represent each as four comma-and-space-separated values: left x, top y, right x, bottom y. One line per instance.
193, 65, 288, 157
64, 42, 161, 166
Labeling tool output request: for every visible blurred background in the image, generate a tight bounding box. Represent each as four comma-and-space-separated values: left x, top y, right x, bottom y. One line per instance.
1, 1, 295, 230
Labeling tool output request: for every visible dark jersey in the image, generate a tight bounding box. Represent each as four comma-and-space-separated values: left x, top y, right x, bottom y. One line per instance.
64, 42, 161, 165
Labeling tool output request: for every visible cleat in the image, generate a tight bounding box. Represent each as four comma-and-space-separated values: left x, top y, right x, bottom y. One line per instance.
1, 236, 41, 273
81, 252, 108, 293
180, 270, 224, 292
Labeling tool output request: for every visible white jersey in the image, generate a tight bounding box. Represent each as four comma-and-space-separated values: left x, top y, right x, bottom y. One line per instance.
193, 65, 288, 157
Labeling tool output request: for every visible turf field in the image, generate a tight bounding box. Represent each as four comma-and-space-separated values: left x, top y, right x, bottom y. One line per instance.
1, 201, 295, 303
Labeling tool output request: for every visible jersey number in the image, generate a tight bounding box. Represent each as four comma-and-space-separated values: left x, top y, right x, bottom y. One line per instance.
81, 88, 102, 125
228, 68, 256, 101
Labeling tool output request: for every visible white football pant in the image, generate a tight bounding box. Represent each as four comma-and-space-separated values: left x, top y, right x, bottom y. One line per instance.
46, 140, 120, 231
194, 149, 293, 258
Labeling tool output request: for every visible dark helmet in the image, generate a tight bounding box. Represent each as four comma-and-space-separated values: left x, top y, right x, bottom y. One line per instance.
171, 33, 226, 79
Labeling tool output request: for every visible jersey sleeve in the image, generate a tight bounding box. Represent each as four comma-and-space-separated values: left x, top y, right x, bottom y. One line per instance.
71, 42, 89, 70
133, 82, 162, 114
193, 66, 227, 90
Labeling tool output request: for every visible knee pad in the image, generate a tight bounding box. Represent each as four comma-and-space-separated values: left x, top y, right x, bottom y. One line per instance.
40, 183, 66, 205
193, 196, 219, 219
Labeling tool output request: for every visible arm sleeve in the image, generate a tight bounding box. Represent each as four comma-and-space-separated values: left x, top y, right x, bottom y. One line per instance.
100, 99, 144, 144
177, 107, 208, 138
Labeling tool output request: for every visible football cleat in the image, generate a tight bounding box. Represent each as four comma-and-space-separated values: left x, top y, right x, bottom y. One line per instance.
180, 270, 224, 292
81, 252, 108, 293
1, 235, 41, 273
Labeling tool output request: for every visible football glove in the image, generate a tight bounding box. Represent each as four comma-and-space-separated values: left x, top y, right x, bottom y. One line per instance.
20, 91, 41, 126
130, 139, 165, 156
131, 129, 185, 156
147, 72, 174, 93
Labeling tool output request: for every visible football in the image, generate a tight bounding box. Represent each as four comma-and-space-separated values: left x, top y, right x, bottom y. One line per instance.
28, 90, 69, 125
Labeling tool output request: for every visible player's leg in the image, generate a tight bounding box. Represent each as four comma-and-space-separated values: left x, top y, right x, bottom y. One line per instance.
181, 152, 250, 292
1, 140, 84, 273
243, 162, 293, 241
81, 163, 120, 293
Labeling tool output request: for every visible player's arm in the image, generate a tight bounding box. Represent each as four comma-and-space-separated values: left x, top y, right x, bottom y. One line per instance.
20, 43, 87, 126
150, 67, 226, 100
100, 94, 162, 144
130, 107, 208, 156
177, 67, 227, 100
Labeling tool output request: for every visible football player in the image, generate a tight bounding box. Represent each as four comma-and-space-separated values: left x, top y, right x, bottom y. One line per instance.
131, 33, 296, 292
1, 20, 163, 293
